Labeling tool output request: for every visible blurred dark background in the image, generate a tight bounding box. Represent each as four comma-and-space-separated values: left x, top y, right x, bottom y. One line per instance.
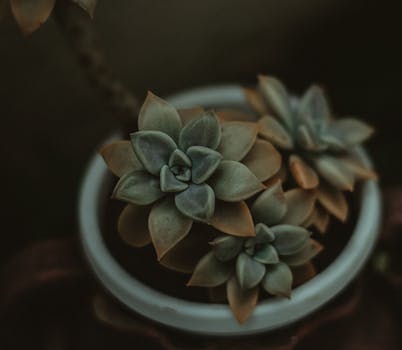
0, 0, 402, 348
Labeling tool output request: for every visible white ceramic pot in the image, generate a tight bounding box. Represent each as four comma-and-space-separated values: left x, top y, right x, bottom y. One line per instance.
78, 85, 381, 336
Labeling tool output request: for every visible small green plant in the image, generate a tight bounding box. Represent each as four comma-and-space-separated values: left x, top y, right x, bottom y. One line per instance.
100, 78, 376, 323
244, 76, 377, 227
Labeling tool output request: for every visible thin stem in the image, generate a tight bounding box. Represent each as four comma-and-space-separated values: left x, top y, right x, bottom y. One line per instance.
54, 2, 139, 131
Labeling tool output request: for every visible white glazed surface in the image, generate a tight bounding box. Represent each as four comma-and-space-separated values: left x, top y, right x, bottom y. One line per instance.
79, 85, 382, 336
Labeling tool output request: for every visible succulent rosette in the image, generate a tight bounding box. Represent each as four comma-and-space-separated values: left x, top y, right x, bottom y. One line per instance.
101, 92, 282, 261
188, 181, 322, 323
244, 76, 377, 227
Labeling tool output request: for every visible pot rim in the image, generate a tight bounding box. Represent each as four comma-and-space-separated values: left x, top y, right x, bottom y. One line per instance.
78, 85, 382, 336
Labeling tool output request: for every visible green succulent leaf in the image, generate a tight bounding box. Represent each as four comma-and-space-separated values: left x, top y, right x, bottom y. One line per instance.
130, 131, 177, 176
187, 252, 232, 287
319, 133, 347, 152
271, 225, 311, 255
175, 183, 215, 222
236, 253, 266, 289
168, 149, 192, 168
118, 204, 151, 248
258, 75, 293, 131
112, 171, 164, 205
242, 139, 282, 182
289, 154, 319, 190
186, 146, 222, 184
251, 181, 287, 226
160, 165, 188, 193
280, 189, 316, 226
254, 223, 276, 243
317, 184, 348, 222
209, 160, 265, 202
217, 121, 258, 161
262, 262, 293, 298
211, 235, 243, 262
296, 125, 319, 151
160, 229, 211, 274
148, 197, 193, 260
175, 169, 192, 182
178, 107, 204, 125
258, 116, 293, 150
338, 155, 378, 181
138, 92, 182, 141
328, 118, 374, 146
298, 85, 330, 130
253, 244, 279, 264
100, 140, 143, 177
210, 201, 255, 237
227, 276, 259, 324
282, 240, 323, 266
313, 155, 355, 191
179, 111, 221, 151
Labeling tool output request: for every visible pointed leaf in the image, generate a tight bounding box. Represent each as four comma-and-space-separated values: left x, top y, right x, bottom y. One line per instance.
298, 85, 330, 130
178, 107, 204, 125
313, 155, 355, 191
252, 181, 287, 226
282, 239, 323, 266
314, 206, 330, 234
258, 116, 293, 149
71, 0, 97, 18
187, 252, 231, 287
262, 262, 293, 298
236, 253, 266, 289
253, 244, 279, 264
210, 201, 255, 237
149, 197, 193, 260
186, 146, 222, 184
118, 204, 151, 247
160, 165, 188, 193
289, 154, 319, 189
160, 229, 212, 273
11, 0, 55, 35
209, 160, 265, 202
301, 207, 317, 229
168, 149, 192, 168
280, 189, 316, 226
175, 183, 215, 222
138, 92, 182, 141
227, 276, 259, 324
211, 235, 243, 262
296, 125, 320, 151
258, 75, 293, 130
292, 262, 317, 287
271, 225, 311, 255
338, 155, 378, 180
217, 121, 258, 161
100, 141, 143, 177
317, 184, 348, 222
179, 111, 221, 151
329, 118, 374, 146
112, 171, 164, 205
130, 131, 177, 176
242, 139, 282, 182
243, 88, 268, 115
255, 223, 275, 243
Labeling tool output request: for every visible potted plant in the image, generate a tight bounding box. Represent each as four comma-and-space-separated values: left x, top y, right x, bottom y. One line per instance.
79, 77, 381, 336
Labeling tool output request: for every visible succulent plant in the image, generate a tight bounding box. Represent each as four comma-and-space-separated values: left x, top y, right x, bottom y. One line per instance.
2, 0, 97, 35
188, 181, 322, 323
244, 75, 377, 226
101, 92, 282, 261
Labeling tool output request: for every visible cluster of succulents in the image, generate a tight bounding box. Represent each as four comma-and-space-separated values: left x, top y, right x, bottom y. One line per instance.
101, 76, 376, 323
1, 0, 97, 35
